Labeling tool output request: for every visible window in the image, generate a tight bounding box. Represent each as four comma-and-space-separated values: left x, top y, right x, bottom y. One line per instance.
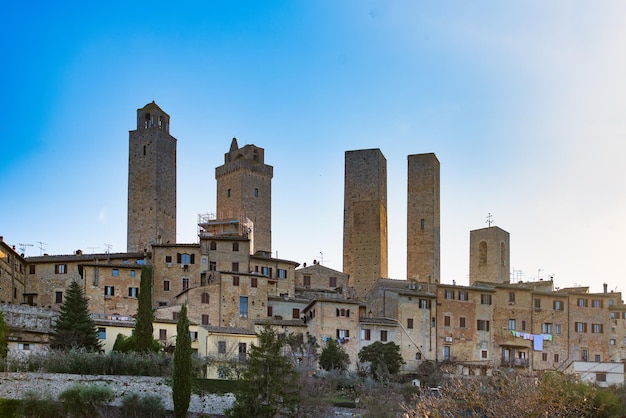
238, 343, 247, 361
581, 349, 588, 361
130, 270, 136, 278
575, 322, 587, 333
55, 264, 67, 274
479, 241, 487, 265
210, 241, 217, 251
592, 323, 603, 333
218, 341, 226, 354
380, 330, 388, 342
534, 298, 541, 309
521, 320, 526, 331
420, 218, 425, 230
444, 290, 454, 299
477, 320, 490, 331
336, 329, 350, 339
267, 306, 273, 317
165, 255, 172, 263
596, 373, 607, 382
232, 262, 239, 272
595, 354, 601, 362
232, 242, 239, 252
419, 299, 430, 309
128, 287, 139, 298
542, 323, 552, 334
577, 298, 588, 308
159, 329, 167, 341
55, 291, 63, 303
104, 286, 115, 297
201, 292, 209, 304
458, 291, 468, 301
553, 300, 564, 311
592, 299, 602, 308
190, 331, 198, 341
542, 353, 548, 361
444, 316, 451, 327
459, 317, 466, 328
555, 324, 561, 334
172, 312, 179, 321
163, 280, 170, 291
443, 346, 451, 361
509, 292, 515, 303
361, 329, 371, 340
227, 188, 231, 198
18, 343, 30, 351
202, 314, 209, 325
407, 318, 414, 329
329, 277, 337, 287
508, 319, 516, 330
98, 328, 106, 339
554, 353, 559, 363
239, 296, 248, 318
292, 308, 300, 319
112, 269, 119, 277
29, 264, 35, 274
481, 350, 488, 359
182, 278, 189, 291
253, 187, 259, 197
209, 261, 216, 271
251, 277, 258, 288
233, 276, 240, 286
610, 339, 616, 345
480, 294, 492, 305
303, 275, 311, 287
278, 269, 287, 278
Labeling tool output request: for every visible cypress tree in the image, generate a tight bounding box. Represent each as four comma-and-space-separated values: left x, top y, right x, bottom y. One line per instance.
173, 304, 192, 418
0, 312, 8, 371
135, 264, 154, 351
50, 280, 101, 351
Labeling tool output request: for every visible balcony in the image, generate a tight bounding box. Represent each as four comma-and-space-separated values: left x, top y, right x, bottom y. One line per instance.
501, 358, 529, 367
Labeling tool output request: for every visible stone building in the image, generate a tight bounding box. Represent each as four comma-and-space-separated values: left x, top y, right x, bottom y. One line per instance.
343, 149, 388, 299
407, 153, 440, 284
0, 236, 26, 304
469, 226, 510, 285
215, 138, 273, 254
127, 101, 177, 252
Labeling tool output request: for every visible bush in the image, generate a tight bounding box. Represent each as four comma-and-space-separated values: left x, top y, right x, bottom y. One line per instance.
17, 390, 62, 418
58, 384, 113, 417
0, 398, 20, 418
120, 392, 166, 418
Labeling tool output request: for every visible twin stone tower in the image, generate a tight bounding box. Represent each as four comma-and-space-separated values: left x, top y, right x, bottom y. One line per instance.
127, 101, 451, 299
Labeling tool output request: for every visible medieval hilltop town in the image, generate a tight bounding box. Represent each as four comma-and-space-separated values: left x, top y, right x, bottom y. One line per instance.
1, 101, 625, 386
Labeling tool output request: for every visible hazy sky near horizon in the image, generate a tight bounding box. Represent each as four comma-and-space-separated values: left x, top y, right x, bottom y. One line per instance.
2, 1, 625, 293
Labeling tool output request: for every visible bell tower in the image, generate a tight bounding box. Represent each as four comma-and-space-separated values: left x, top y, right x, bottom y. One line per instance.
127, 101, 177, 252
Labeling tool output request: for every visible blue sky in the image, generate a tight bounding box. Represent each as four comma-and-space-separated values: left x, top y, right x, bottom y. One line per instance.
2, 1, 625, 292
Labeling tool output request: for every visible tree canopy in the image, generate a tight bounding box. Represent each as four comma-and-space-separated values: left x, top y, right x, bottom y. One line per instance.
319, 339, 350, 372
227, 325, 301, 418
358, 341, 404, 379
50, 280, 101, 351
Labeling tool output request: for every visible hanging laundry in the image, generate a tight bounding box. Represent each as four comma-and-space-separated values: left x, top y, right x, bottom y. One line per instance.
534, 337, 543, 351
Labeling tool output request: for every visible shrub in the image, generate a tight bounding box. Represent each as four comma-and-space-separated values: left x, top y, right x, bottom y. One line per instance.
17, 390, 62, 418
58, 384, 113, 417
120, 392, 166, 418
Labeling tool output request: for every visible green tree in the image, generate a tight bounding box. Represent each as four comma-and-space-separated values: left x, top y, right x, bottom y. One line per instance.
135, 265, 155, 352
0, 312, 8, 370
358, 341, 404, 380
173, 304, 192, 418
226, 325, 301, 418
50, 280, 101, 351
319, 339, 350, 371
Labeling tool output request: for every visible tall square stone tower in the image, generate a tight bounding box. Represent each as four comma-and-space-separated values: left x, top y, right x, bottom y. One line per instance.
407, 153, 440, 284
127, 101, 177, 252
215, 138, 273, 253
343, 149, 388, 298
469, 226, 510, 285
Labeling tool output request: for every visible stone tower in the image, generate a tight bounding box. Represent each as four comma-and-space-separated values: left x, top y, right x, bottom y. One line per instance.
469, 226, 510, 285
215, 138, 273, 253
407, 153, 440, 284
127, 101, 177, 252
343, 149, 388, 299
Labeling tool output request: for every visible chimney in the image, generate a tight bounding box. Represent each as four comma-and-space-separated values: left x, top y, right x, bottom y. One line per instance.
603, 283, 608, 293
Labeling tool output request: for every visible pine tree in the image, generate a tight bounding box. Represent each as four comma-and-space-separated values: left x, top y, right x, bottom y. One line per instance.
135, 265, 154, 352
173, 304, 192, 418
50, 280, 101, 351
227, 325, 301, 418
319, 339, 350, 371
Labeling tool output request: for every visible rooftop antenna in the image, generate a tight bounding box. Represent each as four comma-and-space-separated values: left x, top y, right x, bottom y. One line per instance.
486, 213, 493, 227
87, 247, 99, 254
36, 241, 47, 256
18, 243, 33, 256
104, 243, 112, 254
319, 252, 324, 266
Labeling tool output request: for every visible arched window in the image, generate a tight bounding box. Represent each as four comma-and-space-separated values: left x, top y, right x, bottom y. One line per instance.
232, 242, 239, 252
500, 242, 506, 266
210, 241, 217, 251
201, 292, 209, 304
479, 241, 488, 265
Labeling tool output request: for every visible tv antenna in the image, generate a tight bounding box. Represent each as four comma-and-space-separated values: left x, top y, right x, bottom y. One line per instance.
486, 213, 493, 227
104, 243, 113, 254
18, 243, 33, 255
36, 241, 47, 256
